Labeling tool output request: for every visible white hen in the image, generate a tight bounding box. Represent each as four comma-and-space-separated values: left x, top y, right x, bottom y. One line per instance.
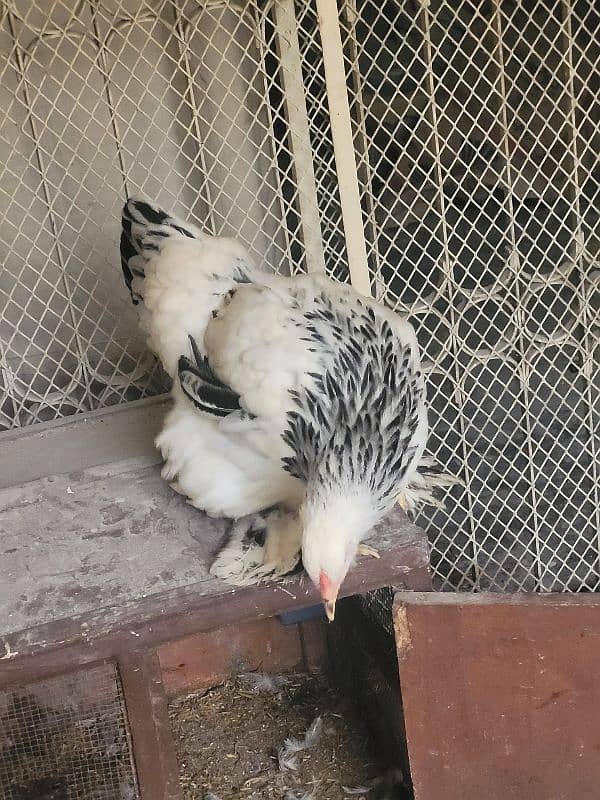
121, 199, 428, 619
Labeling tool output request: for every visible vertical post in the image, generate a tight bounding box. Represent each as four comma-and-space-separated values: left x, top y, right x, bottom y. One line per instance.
341, 0, 384, 299
274, 0, 326, 274
315, 0, 371, 296
119, 650, 182, 800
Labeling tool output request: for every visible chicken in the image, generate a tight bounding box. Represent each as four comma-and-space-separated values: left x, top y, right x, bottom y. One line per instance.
120, 198, 428, 620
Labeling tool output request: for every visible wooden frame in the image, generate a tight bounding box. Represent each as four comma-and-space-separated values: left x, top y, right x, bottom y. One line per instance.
1, 519, 430, 798
0, 396, 169, 490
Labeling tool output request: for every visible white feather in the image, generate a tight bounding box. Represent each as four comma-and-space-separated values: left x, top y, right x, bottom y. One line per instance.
278, 747, 299, 772
283, 716, 323, 753
140, 235, 251, 378
238, 672, 288, 694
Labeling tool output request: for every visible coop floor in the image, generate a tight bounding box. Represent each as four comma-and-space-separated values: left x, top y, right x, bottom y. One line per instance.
169, 671, 387, 800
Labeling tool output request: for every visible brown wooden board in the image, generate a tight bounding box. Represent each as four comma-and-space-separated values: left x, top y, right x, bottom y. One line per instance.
159, 617, 308, 697
393, 592, 600, 800
0, 459, 428, 641
119, 650, 182, 800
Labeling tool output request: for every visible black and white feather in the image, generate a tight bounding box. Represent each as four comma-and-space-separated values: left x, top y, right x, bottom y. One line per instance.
178, 334, 245, 418
282, 294, 423, 513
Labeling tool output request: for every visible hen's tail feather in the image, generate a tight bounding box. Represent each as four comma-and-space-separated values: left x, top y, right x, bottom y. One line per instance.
120, 197, 204, 303
398, 455, 463, 516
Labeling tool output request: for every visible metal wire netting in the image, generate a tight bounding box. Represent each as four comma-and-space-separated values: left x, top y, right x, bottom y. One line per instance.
0, 663, 137, 799
341, 0, 599, 592
0, 0, 598, 593
0, 0, 343, 427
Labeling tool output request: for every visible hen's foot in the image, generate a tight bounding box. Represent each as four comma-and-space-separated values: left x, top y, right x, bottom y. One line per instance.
210, 510, 302, 586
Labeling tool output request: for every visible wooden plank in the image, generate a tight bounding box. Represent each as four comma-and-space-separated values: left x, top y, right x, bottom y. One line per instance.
158, 617, 305, 697
0, 528, 429, 686
394, 592, 600, 800
0, 516, 429, 687
0, 396, 167, 489
0, 459, 225, 638
0, 459, 428, 646
119, 650, 182, 800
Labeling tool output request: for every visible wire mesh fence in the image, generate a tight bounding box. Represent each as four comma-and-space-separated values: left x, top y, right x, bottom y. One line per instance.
0, 0, 598, 592
0, 663, 137, 799
0, 0, 343, 427
339, 0, 599, 592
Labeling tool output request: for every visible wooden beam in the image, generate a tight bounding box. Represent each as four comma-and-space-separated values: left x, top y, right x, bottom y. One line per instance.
119, 650, 182, 800
0, 512, 429, 684
0, 396, 167, 489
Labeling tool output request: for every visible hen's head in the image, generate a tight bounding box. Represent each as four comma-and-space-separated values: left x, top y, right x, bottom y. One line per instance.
300, 488, 379, 621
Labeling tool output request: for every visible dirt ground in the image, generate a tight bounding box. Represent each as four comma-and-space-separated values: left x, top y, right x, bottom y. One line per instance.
169, 671, 393, 800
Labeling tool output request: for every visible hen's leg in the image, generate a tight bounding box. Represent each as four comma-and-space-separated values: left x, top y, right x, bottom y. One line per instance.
210, 509, 302, 586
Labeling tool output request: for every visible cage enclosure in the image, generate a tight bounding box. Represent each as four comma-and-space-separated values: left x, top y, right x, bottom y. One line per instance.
0, 0, 598, 798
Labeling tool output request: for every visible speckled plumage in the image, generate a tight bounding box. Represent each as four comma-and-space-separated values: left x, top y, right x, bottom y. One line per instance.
282, 293, 424, 513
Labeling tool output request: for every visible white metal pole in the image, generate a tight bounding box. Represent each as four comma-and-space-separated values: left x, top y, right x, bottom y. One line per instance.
315, 0, 372, 296
274, 0, 327, 274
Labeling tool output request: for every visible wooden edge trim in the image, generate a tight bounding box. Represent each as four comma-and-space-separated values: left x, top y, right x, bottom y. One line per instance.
0, 396, 169, 489
392, 591, 600, 609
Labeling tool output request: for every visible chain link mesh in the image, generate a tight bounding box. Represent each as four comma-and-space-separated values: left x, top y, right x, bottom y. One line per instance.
0, 0, 343, 427
0, 0, 598, 592
341, 0, 599, 592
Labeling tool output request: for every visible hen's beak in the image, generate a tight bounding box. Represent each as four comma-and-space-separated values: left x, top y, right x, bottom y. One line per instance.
319, 571, 339, 623
324, 599, 336, 622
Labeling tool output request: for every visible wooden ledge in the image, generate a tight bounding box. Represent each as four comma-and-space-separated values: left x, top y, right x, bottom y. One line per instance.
0, 459, 430, 676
